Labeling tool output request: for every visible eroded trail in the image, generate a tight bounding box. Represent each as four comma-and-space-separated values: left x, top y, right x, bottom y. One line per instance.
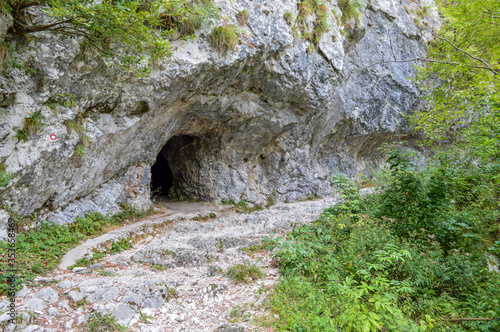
1, 197, 338, 332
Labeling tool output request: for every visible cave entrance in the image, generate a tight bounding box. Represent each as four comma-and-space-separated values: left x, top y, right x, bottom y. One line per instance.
150, 135, 197, 200
151, 145, 174, 199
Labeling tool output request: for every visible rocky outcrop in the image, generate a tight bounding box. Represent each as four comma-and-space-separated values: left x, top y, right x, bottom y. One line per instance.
0, 0, 438, 225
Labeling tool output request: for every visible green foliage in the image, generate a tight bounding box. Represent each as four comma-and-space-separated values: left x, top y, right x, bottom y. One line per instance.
236, 9, 249, 26
221, 198, 264, 213
306, 193, 321, 200
209, 24, 240, 55
413, 0, 500, 142
74, 144, 86, 158
283, 11, 293, 25
267, 164, 500, 331
14, 111, 44, 142
337, 0, 362, 25
0, 0, 10, 14
160, 0, 218, 39
85, 312, 128, 332
110, 238, 133, 254
410, 0, 500, 247
0, 205, 153, 295
64, 113, 91, 158
150, 264, 165, 270
190, 212, 217, 221
5, 0, 216, 74
45, 93, 76, 110
415, 5, 431, 19
294, 0, 330, 48
260, 4, 500, 329
139, 309, 154, 323
166, 286, 178, 299
226, 263, 263, 284
266, 190, 277, 207
0, 163, 12, 187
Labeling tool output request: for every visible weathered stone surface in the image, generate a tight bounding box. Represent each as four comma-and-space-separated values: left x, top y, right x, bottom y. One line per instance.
56, 280, 72, 289
26, 297, 47, 311
67, 290, 84, 303
94, 303, 136, 325
22, 326, 44, 332
86, 285, 120, 304
0, 0, 438, 223
35, 287, 59, 304
47, 307, 60, 316
0, 210, 10, 241
0, 13, 13, 39
58, 300, 73, 313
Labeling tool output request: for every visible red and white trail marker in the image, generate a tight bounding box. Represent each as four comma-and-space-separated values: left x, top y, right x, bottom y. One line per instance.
50, 134, 57, 141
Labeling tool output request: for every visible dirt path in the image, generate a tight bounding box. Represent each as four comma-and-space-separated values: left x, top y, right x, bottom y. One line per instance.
0, 196, 339, 332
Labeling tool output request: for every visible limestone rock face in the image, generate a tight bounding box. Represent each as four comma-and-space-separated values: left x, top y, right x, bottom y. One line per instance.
0, 0, 438, 223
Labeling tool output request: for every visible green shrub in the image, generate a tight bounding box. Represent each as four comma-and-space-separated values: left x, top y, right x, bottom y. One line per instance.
14, 111, 44, 142
227, 263, 263, 283
337, 0, 361, 25
44, 93, 76, 110
267, 157, 500, 331
293, 0, 330, 48
210, 24, 240, 55
4, 0, 218, 74
64, 113, 91, 158
150, 264, 165, 270
283, 11, 293, 25
0, 163, 12, 187
221, 198, 264, 213
85, 312, 128, 332
160, 0, 218, 39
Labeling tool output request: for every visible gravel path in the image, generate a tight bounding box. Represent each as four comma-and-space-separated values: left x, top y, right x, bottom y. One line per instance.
0, 197, 339, 332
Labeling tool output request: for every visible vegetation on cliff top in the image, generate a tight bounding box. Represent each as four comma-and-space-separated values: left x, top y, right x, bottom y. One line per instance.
1, 0, 217, 73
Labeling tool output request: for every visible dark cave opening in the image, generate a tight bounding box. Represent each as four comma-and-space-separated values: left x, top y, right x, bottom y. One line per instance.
151, 135, 197, 199
151, 145, 174, 197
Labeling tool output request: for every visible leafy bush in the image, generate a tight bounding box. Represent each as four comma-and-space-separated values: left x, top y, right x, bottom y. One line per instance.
283, 11, 294, 25
220, 198, 264, 213
0, 163, 12, 187
227, 263, 263, 283
294, 0, 330, 48
14, 111, 44, 142
337, 0, 362, 25
268, 1, 500, 330
268, 158, 500, 331
160, 0, 218, 39
85, 312, 128, 332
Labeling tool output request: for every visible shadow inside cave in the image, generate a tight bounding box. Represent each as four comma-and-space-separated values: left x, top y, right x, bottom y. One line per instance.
150, 134, 197, 201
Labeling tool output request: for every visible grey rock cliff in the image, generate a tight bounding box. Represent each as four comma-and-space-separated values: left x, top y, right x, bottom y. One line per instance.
0, 0, 438, 225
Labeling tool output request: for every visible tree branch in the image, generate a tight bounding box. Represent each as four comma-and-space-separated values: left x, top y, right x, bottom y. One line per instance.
20, 19, 74, 33
433, 33, 498, 75
366, 57, 499, 73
